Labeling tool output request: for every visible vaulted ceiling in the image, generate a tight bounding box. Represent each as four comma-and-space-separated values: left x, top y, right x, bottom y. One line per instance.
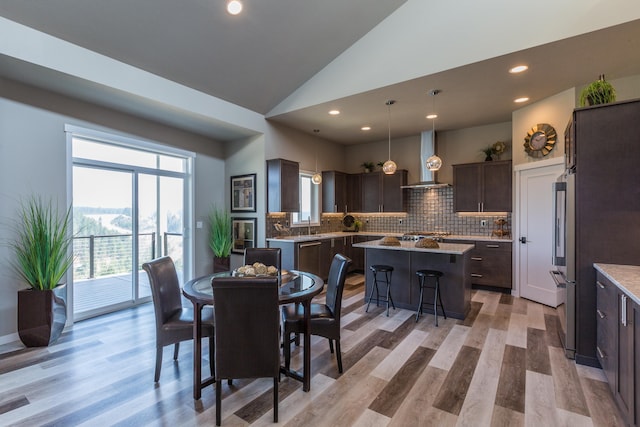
1, 1, 639, 143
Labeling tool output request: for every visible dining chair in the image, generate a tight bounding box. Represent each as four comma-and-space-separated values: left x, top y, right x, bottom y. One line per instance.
142, 256, 214, 383
243, 247, 282, 270
282, 253, 352, 374
212, 276, 281, 425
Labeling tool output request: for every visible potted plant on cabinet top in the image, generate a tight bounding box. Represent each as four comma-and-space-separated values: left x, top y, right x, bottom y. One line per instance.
208, 206, 232, 273
579, 75, 616, 107
361, 162, 375, 173
8, 196, 74, 347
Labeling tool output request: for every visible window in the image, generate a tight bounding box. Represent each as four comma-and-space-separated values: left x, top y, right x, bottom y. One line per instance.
292, 172, 320, 226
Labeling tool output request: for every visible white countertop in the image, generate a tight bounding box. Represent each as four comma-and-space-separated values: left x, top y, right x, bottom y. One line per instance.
352, 239, 475, 255
594, 263, 640, 305
267, 231, 512, 244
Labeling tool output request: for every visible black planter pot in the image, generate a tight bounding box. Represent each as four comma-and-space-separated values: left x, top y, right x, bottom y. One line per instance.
213, 256, 230, 273
18, 284, 67, 347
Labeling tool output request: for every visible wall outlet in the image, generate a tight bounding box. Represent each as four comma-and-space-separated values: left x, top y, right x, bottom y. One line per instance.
480, 220, 487, 227
366, 219, 369, 224
399, 219, 403, 224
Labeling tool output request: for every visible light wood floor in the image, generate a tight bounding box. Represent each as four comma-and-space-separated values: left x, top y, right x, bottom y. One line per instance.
0, 274, 626, 426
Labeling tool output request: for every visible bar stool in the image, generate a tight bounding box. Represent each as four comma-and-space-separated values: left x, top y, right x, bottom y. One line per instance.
366, 265, 395, 316
415, 269, 446, 326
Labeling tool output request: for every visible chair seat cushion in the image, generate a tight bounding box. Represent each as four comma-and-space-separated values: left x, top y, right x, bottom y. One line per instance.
282, 303, 337, 338
162, 307, 214, 334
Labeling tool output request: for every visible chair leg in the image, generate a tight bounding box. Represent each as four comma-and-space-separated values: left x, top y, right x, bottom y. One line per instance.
329, 338, 334, 354
416, 277, 425, 322
154, 345, 163, 382
216, 379, 222, 426
173, 342, 180, 360
273, 377, 279, 422
365, 276, 378, 312
284, 331, 292, 370
209, 335, 215, 379
335, 339, 343, 373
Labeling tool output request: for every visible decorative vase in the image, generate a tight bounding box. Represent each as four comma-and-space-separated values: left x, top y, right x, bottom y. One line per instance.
18, 284, 67, 347
485, 155, 493, 161
214, 256, 230, 273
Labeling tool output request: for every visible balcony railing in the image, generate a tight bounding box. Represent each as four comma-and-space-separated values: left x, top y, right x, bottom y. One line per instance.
73, 232, 183, 280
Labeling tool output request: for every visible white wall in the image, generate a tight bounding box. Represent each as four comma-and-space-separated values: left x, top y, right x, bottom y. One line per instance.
0, 79, 226, 341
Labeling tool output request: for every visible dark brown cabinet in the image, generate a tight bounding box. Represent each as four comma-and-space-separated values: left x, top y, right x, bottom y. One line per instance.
445, 239, 512, 289
360, 170, 407, 212
453, 160, 511, 212
346, 173, 362, 213
267, 158, 299, 212
322, 171, 347, 213
595, 270, 639, 426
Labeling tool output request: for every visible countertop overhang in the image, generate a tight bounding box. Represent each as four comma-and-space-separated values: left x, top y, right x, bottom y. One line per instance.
352, 239, 475, 255
594, 263, 640, 305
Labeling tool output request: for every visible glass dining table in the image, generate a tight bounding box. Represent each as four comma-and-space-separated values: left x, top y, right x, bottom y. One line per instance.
182, 269, 324, 400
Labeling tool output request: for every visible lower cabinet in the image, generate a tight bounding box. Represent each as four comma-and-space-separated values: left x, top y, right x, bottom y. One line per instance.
444, 239, 512, 289
596, 270, 639, 426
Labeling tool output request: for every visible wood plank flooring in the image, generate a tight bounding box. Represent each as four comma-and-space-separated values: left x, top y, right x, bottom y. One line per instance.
0, 274, 626, 426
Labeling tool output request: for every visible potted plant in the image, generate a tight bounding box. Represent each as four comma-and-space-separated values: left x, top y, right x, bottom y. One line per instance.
9, 196, 74, 347
361, 162, 375, 173
579, 75, 616, 107
208, 206, 233, 273
481, 145, 496, 161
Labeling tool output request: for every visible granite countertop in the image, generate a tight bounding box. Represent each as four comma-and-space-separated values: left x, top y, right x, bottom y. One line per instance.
266, 231, 512, 244
594, 263, 640, 305
352, 239, 475, 255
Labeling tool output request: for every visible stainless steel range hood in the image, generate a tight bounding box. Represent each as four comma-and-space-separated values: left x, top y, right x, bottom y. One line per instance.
401, 130, 450, 189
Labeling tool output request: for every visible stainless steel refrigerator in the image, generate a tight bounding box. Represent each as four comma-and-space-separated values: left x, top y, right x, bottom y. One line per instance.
552, 98, 640, 366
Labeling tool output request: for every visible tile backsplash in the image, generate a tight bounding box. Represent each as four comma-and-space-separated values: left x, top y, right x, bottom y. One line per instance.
267, 186, 511, 238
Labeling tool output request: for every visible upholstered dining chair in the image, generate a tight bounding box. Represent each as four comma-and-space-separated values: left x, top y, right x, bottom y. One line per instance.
282, 253, 352, 374
212, 276, 281, 425
142, 256, 214, 383
243, 247, 282, 270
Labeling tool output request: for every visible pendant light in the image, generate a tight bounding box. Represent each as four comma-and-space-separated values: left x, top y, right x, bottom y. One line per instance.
226, 0, 243, 15
426, 90, 442, 172
382, 100, 397, 175
311, 129, 322, 184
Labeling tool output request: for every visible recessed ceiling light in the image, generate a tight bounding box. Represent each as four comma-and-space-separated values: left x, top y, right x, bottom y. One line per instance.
227, 0, 243, 15
329, 110, 340, 115
509, 65, 528, 73
514, 97, 530, 103
426, 114, 438, 119
361, 126, 371, 131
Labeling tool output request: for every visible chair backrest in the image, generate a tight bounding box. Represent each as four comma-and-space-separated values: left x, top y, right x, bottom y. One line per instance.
142, 256, 183, 329
325, 254, 352, 319
244, 247, 281, 270
212, 276, 280, 380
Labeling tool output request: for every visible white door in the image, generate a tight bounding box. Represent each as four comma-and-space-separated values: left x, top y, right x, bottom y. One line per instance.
515, 158, 564, 306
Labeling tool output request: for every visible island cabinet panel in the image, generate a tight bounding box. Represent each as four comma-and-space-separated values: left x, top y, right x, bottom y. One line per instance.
362, 246, 471, 319
453, 160, 511, 212
322, 171, 347, 213
349, 234, 383, 271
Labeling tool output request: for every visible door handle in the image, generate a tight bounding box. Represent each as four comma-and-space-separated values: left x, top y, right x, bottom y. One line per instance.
520, 237, 529, 244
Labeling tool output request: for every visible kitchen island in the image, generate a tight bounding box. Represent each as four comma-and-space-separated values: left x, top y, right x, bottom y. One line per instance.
352, 239, 475, 319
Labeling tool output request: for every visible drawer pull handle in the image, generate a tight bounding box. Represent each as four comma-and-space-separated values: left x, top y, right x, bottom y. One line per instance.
596, 346, 606, 359
471, 257, 483, 261
596, 309, 606, 319
471, 273, 483, 278
486, 244, 500, 248
596, 280, 605, 289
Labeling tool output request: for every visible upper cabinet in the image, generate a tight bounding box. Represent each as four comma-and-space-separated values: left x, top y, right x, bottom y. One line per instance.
346, 173, 362, 213
361, 170, 407, 212
267, 158, 299, 212
322, 171, 347, 213
453, 160, 512, 212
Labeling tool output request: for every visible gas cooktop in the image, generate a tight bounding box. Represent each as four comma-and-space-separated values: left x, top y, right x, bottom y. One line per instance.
401, 231, 451, 241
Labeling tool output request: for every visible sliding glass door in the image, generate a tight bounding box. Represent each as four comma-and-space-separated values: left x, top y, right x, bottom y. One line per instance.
69, 128, 191, 320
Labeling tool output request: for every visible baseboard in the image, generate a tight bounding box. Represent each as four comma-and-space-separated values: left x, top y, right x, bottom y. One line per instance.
0, 332, 19, 346
575, 353, 600, 368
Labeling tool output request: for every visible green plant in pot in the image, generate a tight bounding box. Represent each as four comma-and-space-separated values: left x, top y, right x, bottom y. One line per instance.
361, 162, 375, 173
208, 206, 232, 273
579, 75, 616, 107
9, 196, 74, 347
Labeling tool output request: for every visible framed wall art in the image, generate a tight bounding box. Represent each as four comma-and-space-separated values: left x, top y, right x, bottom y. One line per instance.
232, 217, 256, 254
230, 173, 256, 212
